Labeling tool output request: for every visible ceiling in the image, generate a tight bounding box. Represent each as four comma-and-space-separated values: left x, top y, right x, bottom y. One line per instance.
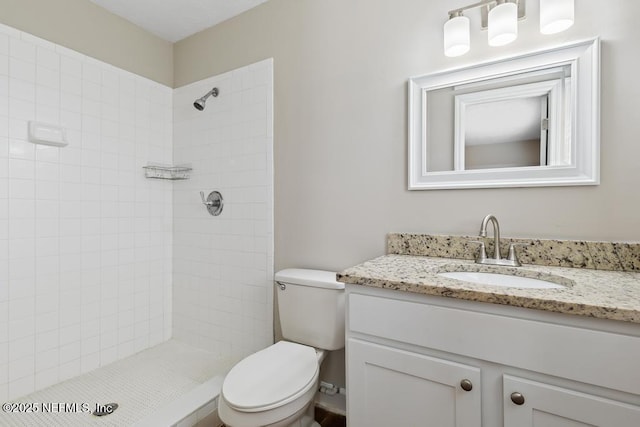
90, 0, 269, 42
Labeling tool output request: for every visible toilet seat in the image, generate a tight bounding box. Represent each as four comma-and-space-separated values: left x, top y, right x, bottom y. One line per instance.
222, 341, 319, 413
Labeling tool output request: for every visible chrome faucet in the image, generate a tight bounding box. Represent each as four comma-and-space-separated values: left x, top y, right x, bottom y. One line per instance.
474, 214, 521, 267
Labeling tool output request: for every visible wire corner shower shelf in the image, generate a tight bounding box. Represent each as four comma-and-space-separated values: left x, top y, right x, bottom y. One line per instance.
143, 163, 192, 180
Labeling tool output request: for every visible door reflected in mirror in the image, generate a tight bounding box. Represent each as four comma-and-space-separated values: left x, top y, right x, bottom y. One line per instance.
464, 96, 544, 170
426, 65, 572, 172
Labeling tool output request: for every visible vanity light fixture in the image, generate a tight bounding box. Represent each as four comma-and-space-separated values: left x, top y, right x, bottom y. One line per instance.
488, 0, 518, 47
443, 0, 575, 57
540, 0, 574, 34
444, 11, 471, 57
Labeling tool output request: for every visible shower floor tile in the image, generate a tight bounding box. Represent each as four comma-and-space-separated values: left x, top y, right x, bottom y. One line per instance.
0, 340, 236, 427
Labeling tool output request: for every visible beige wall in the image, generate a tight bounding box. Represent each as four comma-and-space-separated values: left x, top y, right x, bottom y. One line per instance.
0, 0, 173, 85
175, 0, 640, 273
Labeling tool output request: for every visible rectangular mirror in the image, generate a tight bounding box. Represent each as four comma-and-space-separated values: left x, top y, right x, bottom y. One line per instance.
409, 39, 599, 190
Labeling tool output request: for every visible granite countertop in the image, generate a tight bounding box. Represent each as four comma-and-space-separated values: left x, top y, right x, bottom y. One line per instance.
337, 254, 640, 324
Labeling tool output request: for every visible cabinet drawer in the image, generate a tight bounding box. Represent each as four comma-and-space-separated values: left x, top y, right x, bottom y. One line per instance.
348, 293, 640, 395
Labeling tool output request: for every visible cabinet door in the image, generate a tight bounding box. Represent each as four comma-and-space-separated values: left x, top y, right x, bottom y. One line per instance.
504, 375, 640, 427
348, 339, 481, 427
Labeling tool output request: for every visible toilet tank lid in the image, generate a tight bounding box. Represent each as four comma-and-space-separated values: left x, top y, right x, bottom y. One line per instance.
275, 268, 344, 290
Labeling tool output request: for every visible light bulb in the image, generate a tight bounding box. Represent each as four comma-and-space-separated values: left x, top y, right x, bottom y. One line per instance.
540, 0, 574, 34
488, 1, 518, 47
444, 15, 470, 57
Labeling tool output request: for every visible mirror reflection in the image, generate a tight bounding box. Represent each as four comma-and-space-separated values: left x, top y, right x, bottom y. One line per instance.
464, 95, 545, 170
426, 65, 572, 172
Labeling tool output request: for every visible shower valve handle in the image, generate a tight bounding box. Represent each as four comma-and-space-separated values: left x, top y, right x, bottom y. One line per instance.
200, 191, 224, 216
200, 191, 213, 206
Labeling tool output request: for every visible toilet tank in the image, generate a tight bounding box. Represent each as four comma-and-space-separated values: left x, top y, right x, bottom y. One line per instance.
275, 269, 345, 351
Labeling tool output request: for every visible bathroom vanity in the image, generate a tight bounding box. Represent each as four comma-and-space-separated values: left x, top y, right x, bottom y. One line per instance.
339, 236, 640, 427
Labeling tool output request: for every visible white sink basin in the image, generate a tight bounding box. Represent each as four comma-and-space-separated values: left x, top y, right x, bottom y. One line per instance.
438, 271, 565, 289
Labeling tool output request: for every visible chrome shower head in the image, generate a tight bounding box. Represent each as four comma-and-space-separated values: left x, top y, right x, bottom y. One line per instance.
193, 98, 206, 111
193, 87, 219, 111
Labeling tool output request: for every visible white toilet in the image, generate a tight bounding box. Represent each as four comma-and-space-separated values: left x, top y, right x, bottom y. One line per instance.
218, 268, 345, 427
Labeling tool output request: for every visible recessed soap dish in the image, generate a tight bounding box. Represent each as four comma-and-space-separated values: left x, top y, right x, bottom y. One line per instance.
28, 121, 68, 147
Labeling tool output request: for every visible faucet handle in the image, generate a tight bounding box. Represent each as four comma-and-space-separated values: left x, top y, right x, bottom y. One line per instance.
469, 240, 488, 263
506, 243, 527, 266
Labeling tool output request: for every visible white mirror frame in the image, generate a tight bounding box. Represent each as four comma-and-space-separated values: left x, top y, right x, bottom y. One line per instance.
408, 38, 600, 190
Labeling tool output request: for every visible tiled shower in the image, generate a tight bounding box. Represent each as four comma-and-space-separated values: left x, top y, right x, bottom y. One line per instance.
0, 23, 274, 403
172, 60, 274, 360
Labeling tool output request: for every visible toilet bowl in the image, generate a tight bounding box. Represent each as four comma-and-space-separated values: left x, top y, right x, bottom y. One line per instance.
218, 269, 345, 427
218, 341, 326, 427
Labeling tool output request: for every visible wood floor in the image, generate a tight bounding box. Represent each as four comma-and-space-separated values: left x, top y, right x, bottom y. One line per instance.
315, 407, 347, 427
220, 407, 346, 427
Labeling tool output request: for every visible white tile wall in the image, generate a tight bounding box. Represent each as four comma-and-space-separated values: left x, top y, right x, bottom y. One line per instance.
0, 24, 173, 401
172, 59, 274, 360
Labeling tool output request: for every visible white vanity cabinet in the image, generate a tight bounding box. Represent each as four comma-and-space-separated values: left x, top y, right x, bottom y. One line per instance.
345, 285, 640, 427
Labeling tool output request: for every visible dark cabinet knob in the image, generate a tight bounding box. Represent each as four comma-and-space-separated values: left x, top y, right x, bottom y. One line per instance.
510, 392, 525, 405
460, 379, 473, 391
